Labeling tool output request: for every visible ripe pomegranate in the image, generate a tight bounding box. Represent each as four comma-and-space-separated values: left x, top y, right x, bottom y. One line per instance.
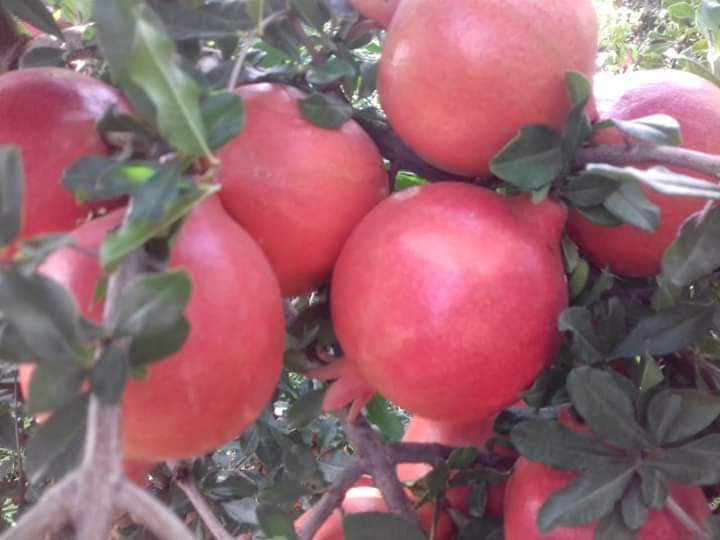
123, 460, 156, 487
0, 68, 129, 247
217, 83, 388, 297
504, 458, 710, 539
567, 69, 720, 277
350, 0, 400, 27
377, 0, 598, 176
294, 485, 454, 540
331, 183, 568, 422
398, 413, 517, 518
20, 196, 285, 461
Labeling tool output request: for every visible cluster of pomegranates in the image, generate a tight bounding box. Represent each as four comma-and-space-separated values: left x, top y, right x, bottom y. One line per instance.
2, 0, 718, 537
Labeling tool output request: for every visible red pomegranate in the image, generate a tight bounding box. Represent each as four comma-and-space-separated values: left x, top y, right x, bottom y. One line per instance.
217, 83, 388, 297
294, 485, 455, 540
330, 183, 568, 422
350, 0, 400, 27
20, 196, 285, 461
0, 68, 128, 247
505, 458, 710, 539
567, 69, 720, 277
378, 0, 598, 176
398, 413, 517, 518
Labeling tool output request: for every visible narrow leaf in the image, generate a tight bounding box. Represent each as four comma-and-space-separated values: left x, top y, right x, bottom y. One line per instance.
610, 114, 682, 146
3, 0, 64, 40
0, 146, 23, 249
90, 345, 129, 405
298, 92, 353, 129
128, 315, 190, 368
662, 389, 720, 444
602, 181, 660, 232
645, 434, 720, 484
255, 503, 298, 540
26, 362, 87, 415
647, 391, 683, 445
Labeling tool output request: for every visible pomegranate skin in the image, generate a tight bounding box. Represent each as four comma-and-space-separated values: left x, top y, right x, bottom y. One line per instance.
567, 69, 720, 277
331, 183, 568, 422
505, 458, 711, 539
20, 196, 285, 461
0, 68, 128, 245
350, 0, 400, 27
217, 83, 388, 297
378, 0, 598, 176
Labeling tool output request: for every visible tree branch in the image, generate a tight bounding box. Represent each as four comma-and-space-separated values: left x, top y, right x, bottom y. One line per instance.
116, 482, 195, 540
575, 144, 720, 180
666, 495, 711, 540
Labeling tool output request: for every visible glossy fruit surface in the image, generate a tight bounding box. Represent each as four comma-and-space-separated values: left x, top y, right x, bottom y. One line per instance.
20, 196, 284, 461
504, 458, 710, 539
398, 414, 515, 517
294, 485, 454, 540
0, 68, 128, 246
217, 83, 388, 297
350, 0, 400, 27
567, 69, 720, 276
331, 183, 568, 422
378, 0, 598, 176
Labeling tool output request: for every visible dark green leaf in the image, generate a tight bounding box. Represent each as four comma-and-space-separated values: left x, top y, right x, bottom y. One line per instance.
26, 362, 87, 414
567, 367, 653, 450
94, 0, 210, 159
448, 446, 480, 470
19, 46, 67, 69
611, 303, 716, 359
0, 269, 85, 365
637, 466, 668, 509
256, 503, 297, 540
128, 316, 189, 369
661, 204, 720, 288
562, 101, 592, 160
358, 61, 378, 99
602, 181, 660, 232
574, 205, 623, 227
298, 92, 353, 129
566, 71, 592, 107
0, 411, 16, 449
64, 157, 156, 202
112, 270, 191, 338
365, 394, 404, 441
291, 0, 329, 29
3, 0, 64, 40
645, 434, 720, 484
257, 475, 306, 505
569, 260, 590, 300
201, 91, 245, 151
0, 146, 22, 249
286, 388, 327, 429
457, 517, 503, 540
647, 391, 683, 445
90, 345, 129, 405
511, 419, 621, 470
490, 125, 565, 191
25, 396, 87, 485
151, 1, 254, 40
343, 512, 426, 540
128, 165, 184, 223
610, 114, 682, 146
13, 235, 73, 273
538, 465, 635, 532
595, 506, 637, 540
282, 444, 319, 481
202, 473, 257, 501
424, 462, 451, 500
561, 173, 620, 208
637, 354, 664, 392
558, 307, 603, 364
661, 389, 720, 444
621, 477, 649, 530
307, 57, 357, 85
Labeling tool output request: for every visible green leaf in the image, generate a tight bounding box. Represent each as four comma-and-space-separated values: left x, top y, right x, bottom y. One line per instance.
558, 307, 604, 364
282, 444, 319, 481
255, 503, 298, 540
25, 396, 87, 485
660, 389, 720, 444
307, 57, 357, 85
538, 465, 635, 532
621, 477, 649, 530
151, 1, 254, 40
94, 0, 210, 159
561, 173, 621, 208
13, 235, 73, 274
609, 114, 682, 146
343, 512, 426, 540
0, 269, 85, 366
128, 315, 189, 369
644, 434, 720, 484
611, 303, 716, 359
661, 204, 720, 288
286, 388, 327, 429
128, 165, 184, 223
0, 146, 23, 249
511, 419, 621, 470
298, 92, 353, 129
365, 394, 404, 441
567, 367, 653, 450
667, 1, 694, 20
489, 125, 565, 191
201, 473, 257, 501
566, 71, 592, 107
90, 345, 129, 405
201, 91, 245, 151
291, 0, 329, 29
647, 390, 683, 445
2, 0, 64, 40
448, 446, 480, 470
63, 157, 156, 202
26, 362, 87, 415
112, 270, 191, 338
602, 181, 660, 232
100, 184, 217, 271
638, 466, 668, 509
595, 506, 637, 540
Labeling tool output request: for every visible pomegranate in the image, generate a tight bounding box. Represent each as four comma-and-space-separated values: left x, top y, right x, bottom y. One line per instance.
217, 83, 388, 297
567, 69, 720, 277
331, 182, 568, 422
378, 0, 598, 176
350, 0, 400, 27
20, 196, 285, 461
0, 68, 128, 247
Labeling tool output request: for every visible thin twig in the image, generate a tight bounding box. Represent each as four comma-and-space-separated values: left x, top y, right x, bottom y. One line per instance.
116, 482, 194, 540
666, 495, 711, 540
169, 461, 234, 540
575, 144, 720, 180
